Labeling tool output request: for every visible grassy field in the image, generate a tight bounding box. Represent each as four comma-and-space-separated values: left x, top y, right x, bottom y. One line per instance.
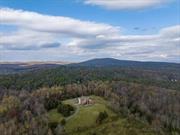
48, 109, 63, 123
48, 96, 157, 135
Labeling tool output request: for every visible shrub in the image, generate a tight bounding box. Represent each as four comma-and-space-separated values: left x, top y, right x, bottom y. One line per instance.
44, 98, 61, 110
49, 121, 58, 129
96, 111, 108, 124
57, 104, 75, 117
60, 119, 66, 126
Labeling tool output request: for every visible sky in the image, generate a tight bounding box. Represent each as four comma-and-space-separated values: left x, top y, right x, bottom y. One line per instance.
0, 0, 180, 62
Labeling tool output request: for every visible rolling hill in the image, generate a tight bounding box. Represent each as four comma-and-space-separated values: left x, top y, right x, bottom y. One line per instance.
74, 58, 180, 71
48, 95, 157, 135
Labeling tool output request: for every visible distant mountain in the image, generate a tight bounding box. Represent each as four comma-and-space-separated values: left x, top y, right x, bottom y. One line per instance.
0, 61, 70, 74
1, 58, 180, 74
73, 58, 180, 71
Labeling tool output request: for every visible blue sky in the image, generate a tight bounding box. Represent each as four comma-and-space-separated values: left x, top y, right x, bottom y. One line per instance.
0, 0, 180, 62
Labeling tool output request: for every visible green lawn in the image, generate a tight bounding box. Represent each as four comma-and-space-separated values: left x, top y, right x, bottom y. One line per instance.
48, 96, 157, 135
65, 96, 117, 132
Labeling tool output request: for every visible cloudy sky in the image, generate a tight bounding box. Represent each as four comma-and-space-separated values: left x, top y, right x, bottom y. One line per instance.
0, 0, 180, 62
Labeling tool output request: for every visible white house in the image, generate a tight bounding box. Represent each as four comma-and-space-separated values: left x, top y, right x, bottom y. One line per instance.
78, 97, 94, 105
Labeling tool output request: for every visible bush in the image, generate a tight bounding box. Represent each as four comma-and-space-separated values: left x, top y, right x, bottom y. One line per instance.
49, 121, 58, 129
44, 98, 61, 110
96, 111, 108, 124
57, 104, 75, 117
61, 119, 66, 126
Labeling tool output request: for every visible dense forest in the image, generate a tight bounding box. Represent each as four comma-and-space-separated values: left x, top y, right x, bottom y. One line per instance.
0, 65, 180, 91
0, 59, 179, 135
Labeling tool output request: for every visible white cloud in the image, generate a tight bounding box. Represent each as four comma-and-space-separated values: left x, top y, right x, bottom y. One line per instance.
69, 25, 180, 49
0, 8, 119, 37
0, 29, 61, 50
84, 0, 172, 10
0, 8, 179, 62
67, 25, 180, 62
0, 8, 120, 50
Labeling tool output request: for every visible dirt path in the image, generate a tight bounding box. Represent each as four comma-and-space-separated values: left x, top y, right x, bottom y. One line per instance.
66, 104, 80, 121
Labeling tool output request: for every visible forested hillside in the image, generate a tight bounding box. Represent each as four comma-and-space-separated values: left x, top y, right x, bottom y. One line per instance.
0, 59, 179, 135
0, 65, 179, 91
